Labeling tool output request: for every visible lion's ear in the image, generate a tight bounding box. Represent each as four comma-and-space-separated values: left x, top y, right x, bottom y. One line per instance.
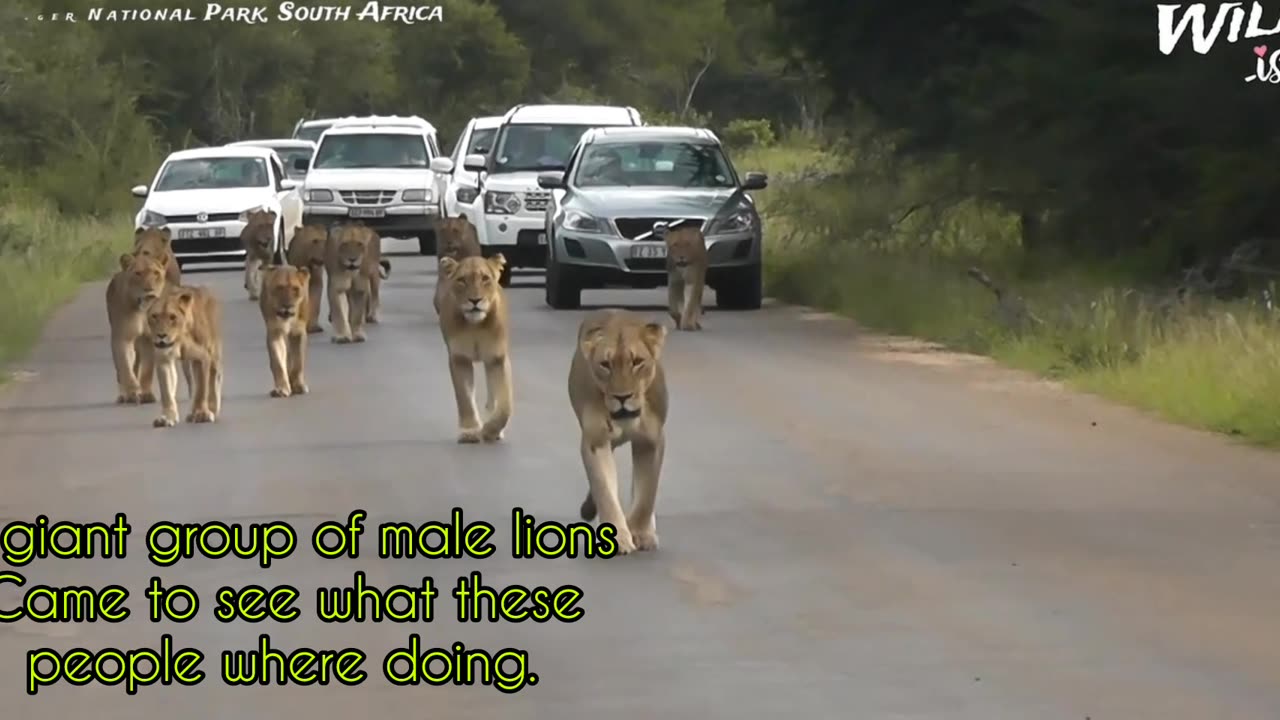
439, 257, 459, 278
175, 291, 195, 309
641, 322, 667, 356
134, 226, 146, 237
487, 253, 507, 274
158, 226, 172, 242
579, 327, 605, 358
119, 253, 134, 270
297, 266, 310, 282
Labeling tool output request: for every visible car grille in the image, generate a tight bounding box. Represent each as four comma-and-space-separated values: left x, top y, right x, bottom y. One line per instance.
523, 191, 551, 213
164, 212, 241, 224
339, 190, 396, 206
613, 217, 703, 240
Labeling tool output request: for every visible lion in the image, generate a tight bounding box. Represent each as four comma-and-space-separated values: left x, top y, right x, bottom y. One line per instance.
663, 222, 708, 331
239, 207, 278, 301
258, 261, 311, 398
105, 252, 168, 404
324, 222, 390, 343
437, 254, 513, 444
147, 285, 224, 428
432, 214, 482, 315
568, 309, 669, 555
286, 223, 328, 334
133, 226, 182, 285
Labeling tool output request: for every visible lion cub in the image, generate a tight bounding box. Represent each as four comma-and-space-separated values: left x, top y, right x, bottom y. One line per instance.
133, 226, 182, 285
147, 286, 224, 428
258, 258, 311, 399
105, 252, 168, 404
568, 309, 669, 555
664, 223, 708, 331
433, 214, 482, 314
286, 224, 328, 334
437, 254, 513, 443
239, 208, 278, 301
324, 222, 390, 343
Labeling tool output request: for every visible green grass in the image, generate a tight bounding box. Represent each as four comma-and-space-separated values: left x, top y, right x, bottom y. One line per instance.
0, 201, 134, 380
741, 139, 1280, 448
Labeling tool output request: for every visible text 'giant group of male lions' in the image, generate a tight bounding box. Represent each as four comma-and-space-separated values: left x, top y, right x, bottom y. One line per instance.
104, 209, 715, 555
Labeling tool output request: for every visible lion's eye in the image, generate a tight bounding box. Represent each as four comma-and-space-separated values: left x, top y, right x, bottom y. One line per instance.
598, 361, 611, 372
632, 357, 644, 368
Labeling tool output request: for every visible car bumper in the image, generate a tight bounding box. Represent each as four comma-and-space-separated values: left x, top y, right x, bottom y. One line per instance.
303, 203, 439, 235
477, 213, 548, 266
157, 221, 249, 263
553, 230, 758, 274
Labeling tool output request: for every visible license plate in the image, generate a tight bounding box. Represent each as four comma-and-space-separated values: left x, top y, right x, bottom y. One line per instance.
537, 232, 546, 245
349, 208, 386, 218
177, 228, 225, 239
632, 243, 666, 259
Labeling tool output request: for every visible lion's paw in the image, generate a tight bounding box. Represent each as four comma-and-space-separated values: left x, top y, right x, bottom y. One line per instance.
457, 427, 482, 444
190, 409, 215, 424
153, 416, 177, 428
630, 528, 659, 551
290, 381, 308, 396
613, 531, 637, 556
332, 335, 352, 344
352, 331, 367, 343
270, 387, 291, 398
480, 423, 505, 443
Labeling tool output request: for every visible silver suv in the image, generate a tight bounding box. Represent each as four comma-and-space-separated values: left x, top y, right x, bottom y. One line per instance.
539, 126, 768, 309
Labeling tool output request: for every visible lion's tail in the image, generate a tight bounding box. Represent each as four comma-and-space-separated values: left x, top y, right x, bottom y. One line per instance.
579, 492, 597, 522
378, 259, 391, 279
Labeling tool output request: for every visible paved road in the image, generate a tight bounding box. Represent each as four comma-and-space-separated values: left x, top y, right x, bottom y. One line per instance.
2, 256, 1279, 719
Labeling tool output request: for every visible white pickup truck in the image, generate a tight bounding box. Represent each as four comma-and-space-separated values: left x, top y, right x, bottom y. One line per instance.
443, 104, 643, 285
295, 116, 444, 255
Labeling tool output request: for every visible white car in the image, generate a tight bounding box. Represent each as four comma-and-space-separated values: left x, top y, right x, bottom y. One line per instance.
291, 117, 346, 143
131, 146, 302, 267
226, 139, 316, 181
298, 116, 444, 255
457, 104, 643, 284
429, 115, 501, 220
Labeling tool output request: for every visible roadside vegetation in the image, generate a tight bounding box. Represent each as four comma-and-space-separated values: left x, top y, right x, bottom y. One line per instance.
1, 0, 1277, 446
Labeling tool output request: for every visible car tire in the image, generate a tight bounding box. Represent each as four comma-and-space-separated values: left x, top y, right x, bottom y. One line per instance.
418, 231, 437, 256
545, 244, 581, 310
715, 261, 763, 310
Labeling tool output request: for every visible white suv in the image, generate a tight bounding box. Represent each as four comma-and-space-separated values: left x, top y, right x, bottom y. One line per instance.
458, 104, 642, 284
297, 116, 444, 254
430, 115, 501, 220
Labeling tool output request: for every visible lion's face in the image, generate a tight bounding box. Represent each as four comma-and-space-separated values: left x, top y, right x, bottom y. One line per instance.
292, 225, 326, 267
329, 225, 371, 271
581, 321, 667, 423
435, 216, 479, 259
665, 227, 704, 270
134, 226, 173, 262
118, 253, 167, 306
241, 208, 277, 253
147, 289, 196, 354
440, 254, 505, 324
264, 266, 310, 319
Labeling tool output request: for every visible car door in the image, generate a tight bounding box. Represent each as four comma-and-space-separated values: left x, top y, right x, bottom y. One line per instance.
270, 156, 302, 250
442, 119, 474, 217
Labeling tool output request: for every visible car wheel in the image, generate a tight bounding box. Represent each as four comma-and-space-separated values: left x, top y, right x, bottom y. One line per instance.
545, 243, 581, 309
418, 232, 436, 256
715, 262, 763, 310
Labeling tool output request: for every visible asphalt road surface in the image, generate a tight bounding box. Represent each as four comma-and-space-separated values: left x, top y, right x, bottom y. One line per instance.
2, 256, 1279, 719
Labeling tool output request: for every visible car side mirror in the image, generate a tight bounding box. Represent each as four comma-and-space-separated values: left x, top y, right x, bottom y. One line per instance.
536, 172, 565, 190
741, 172, 768, 191
463, 153, 487, 172
292, 157, 309, 172
280, 179, 299, 190
430, 157, 455, 174
131, 185, 149, 198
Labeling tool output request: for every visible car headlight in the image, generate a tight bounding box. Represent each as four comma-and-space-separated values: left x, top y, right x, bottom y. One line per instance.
306, 189, 333, 203
140, 210, 167, 227
485, 191, 522, 215
706, 206, 754, 235
456, 187, 479, 204
561, 209, 609, 234
402, 189, 431, 202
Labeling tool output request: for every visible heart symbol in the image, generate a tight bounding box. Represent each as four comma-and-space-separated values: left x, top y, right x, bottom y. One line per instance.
1255, 45, 1268, 57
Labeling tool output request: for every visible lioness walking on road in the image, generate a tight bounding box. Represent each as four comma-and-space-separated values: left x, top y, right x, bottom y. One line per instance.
432, 214, 482, 315
286, 223, 328, 334
568, 309, 669, 555
259, 247, 311, 398
437, 254, 514, 443
324, 222, 389, 343
147, 286, 224, 428
239, 208, 278, 301
133, 225, 182, 286
105, 252, 168, 404
663, 222, 708, 331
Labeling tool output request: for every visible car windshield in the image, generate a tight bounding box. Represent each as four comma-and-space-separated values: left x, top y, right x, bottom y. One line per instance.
153, 157, 271, 191
468, 127, 496, 154
295, 124, 332, 143
574, 141, 737, 188
272, 148, 313, 173
312, 133, 428, 170
492, 124, 598, 173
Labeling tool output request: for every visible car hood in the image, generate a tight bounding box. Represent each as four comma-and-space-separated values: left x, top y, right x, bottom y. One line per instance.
305, 168, 431, 189
143, 188, 278, 216
570, 187, 742, 219
482, 171, 547, 193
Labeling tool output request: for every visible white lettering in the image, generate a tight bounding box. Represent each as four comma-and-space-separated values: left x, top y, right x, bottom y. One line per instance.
88, 7, 101, 20
204, 3, 224, 21
1158, 3, 1244, 55
1246, 1, 1280, 37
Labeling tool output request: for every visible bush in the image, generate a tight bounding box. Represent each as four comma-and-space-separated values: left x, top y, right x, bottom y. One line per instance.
0, 201, 134, 377
721, 118, 776, 151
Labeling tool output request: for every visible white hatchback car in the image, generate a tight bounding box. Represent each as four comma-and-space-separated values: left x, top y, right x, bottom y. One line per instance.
132, 146, 303, 267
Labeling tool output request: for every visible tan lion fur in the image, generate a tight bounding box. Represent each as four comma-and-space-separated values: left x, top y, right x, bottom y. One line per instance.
147, 286, 224, 428
568, 309, 669, 555
286, 223, 328, 333
664, 224, 709, 331
258, 263, 311, 398
437, 254, 513, 443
